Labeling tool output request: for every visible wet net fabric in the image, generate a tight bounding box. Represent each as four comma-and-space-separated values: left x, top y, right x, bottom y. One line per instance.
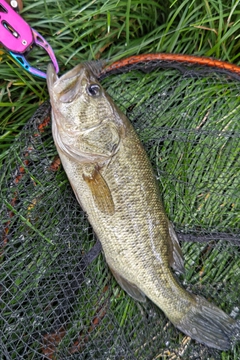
1, 60, 240, 359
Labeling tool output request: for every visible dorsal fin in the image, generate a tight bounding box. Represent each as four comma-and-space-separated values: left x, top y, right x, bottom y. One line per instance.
168, 221, 185, 274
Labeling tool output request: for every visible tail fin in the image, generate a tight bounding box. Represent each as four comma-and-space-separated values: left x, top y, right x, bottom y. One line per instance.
173, 295, 240, 350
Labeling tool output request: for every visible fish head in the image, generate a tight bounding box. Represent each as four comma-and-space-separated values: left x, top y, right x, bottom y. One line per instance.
47, 63, 109, 131
47, 63, 125, 163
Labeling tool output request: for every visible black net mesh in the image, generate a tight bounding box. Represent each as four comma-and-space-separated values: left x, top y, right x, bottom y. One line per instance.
1, 59, 240, 359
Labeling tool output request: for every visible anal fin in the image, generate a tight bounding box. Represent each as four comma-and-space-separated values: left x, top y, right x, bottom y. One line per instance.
109, 265, 146, 302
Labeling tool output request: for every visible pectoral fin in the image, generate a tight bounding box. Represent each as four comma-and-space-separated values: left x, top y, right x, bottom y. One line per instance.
83, 167, 115, 216
109, 265, 146, 302
168, 221, 185, 274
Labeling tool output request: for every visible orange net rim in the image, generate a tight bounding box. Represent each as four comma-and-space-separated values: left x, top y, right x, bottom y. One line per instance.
100, 53, 240, 79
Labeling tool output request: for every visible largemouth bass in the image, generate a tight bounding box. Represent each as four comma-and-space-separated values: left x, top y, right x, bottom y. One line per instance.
47, 62, 239, 350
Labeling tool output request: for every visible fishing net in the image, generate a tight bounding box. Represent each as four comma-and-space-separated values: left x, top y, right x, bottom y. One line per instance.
1, 54, 240, 359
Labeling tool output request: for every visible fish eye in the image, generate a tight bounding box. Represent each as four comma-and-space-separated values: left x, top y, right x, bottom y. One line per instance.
87, 84, 101, 97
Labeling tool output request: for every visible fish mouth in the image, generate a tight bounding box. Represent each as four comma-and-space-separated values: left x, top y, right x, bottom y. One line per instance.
47, 62, 105, 105
47, 60, 104, 87
47, 63, 59, 90
47, 63, 84, 87
47, 63, 92, 103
